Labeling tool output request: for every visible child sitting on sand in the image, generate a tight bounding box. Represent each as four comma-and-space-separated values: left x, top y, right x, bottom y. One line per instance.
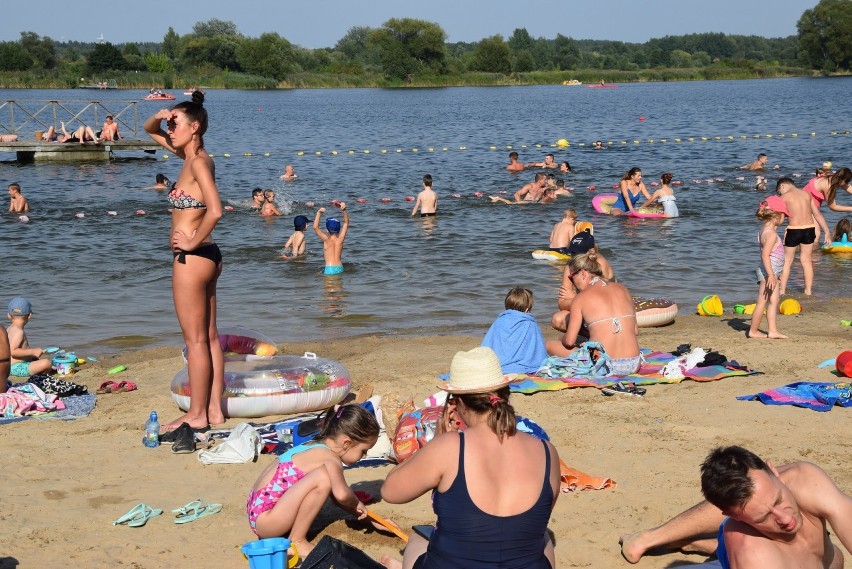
482, 287, 548, 374
833, 217, 851, 243
246, 404, 379, 557
748, 202, 788, 339
261, 190, 283, 216
313, 203, 349, 275
6, 297, 55, 377
281, 215, 308, 259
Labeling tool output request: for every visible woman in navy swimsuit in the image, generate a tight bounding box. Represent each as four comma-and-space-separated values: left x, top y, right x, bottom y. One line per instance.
381, 347, 561, 569
144, 92, 225, 432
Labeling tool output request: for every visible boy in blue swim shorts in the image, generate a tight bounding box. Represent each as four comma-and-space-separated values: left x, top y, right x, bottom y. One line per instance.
6, 297, 54, 378
313, 203, 349, 275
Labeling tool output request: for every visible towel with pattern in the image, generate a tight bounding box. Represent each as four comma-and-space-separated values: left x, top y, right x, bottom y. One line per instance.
508, 350, 758, 394
737, 382, 852, 412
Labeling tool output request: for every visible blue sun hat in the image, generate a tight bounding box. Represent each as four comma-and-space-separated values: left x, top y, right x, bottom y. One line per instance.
294, 215, 308, 230
326, 218, 341, 234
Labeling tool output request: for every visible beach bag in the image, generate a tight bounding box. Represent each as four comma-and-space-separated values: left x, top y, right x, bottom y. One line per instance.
301, 536, 385, 569
536, 341, 613, 378
391, 405, 444, 463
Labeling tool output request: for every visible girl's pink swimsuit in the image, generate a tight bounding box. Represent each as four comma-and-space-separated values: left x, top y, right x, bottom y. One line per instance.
803, 177, 825, 206
246, 442, 329, 535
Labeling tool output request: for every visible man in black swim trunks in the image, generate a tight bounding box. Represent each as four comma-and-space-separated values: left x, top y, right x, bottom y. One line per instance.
776, 178, 830, 296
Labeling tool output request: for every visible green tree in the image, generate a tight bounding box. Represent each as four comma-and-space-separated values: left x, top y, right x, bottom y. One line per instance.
512, 50, 535, 72
553, 34, 580, 70
797, 0, 852, 71
471, 35, 511, 73
123, 43, 141, 57
0, 42, 33, 71
162, 27, 180, 59
367, 18, 447, 80
180, 35, 241, 70
144, 52, 174, 73
507, 28, 533, 53
88, 42, 127, 72
192, 19, 240, 38
19, 31, 56, 69
236, 33, 294, 80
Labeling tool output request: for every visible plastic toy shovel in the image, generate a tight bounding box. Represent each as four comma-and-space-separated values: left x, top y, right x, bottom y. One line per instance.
366, 509, 409, 542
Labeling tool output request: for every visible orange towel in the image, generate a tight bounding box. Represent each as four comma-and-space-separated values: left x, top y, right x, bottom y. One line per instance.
560, 459, 616, 492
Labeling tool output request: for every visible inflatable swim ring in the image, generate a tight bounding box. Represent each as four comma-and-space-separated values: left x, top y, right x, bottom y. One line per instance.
182, 326, 278, 364
171, 352, 351, 418
531, 250, 571, 262
592, 194, 665, 218
822, 235, 852, 254
633, 297, 678, 327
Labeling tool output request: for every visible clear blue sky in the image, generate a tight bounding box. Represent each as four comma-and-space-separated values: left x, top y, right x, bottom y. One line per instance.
3, 0, 818, 47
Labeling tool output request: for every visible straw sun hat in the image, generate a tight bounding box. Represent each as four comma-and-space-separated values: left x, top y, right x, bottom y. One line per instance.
438, 347, 511, 394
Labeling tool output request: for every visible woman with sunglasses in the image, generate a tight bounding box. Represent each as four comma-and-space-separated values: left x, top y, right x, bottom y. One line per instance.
545, 252, 641, 376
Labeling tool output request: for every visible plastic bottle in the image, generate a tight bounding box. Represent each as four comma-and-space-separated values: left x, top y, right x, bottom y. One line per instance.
143, 411, 160, 448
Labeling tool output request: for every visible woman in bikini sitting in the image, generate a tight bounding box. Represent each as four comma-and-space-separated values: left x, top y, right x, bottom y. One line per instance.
545, 252, 641, 376
144, 91, 225, 432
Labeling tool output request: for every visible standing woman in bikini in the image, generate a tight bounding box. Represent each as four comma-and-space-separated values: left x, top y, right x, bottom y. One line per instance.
144, 92, 225, 431
545, 252, 641, 375
610, 167, 652, 216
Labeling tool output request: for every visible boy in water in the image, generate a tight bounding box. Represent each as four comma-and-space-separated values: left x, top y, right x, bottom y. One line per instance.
506, 151, 525, 172
314, 203, 349, 275
8, 183, 29, 213
549, 209, 577, 254
746, 153, 768, 171
411, 174, 437, 217
6, 297, 54, 378
282, 215, 308, 259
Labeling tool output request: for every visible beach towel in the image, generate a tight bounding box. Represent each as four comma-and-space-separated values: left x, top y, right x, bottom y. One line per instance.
482, 310, 548, 374
536, 341, 612, 378
738, 382, 852, 412
559, 459, 616, 492
38, 393, 97, 421
509, 350, 758, 395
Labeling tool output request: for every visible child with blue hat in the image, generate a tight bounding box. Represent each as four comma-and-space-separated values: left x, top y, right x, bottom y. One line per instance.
281, 215, 309, 260
313, 203, 350, 275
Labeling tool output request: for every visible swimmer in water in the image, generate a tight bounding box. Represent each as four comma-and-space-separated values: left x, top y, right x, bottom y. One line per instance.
261, 190, 283, 216
282, 215, 308, 259
314, 203, 349, 275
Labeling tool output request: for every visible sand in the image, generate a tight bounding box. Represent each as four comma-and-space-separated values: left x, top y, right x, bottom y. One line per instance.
2, 297, 850, 569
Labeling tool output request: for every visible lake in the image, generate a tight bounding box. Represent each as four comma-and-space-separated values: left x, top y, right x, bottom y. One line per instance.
2, 78, 851, 354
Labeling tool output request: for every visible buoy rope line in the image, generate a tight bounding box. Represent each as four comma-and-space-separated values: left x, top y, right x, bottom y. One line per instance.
155, 130, 851, 160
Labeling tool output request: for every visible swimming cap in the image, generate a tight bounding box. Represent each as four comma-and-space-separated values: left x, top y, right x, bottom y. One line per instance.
326, 218, 341, 233
294, 215, 308, 230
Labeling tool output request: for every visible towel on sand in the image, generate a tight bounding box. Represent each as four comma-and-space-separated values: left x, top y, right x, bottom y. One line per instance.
560, 459, 616, 492
738, 381, 852, 412
482, 310, 548, 374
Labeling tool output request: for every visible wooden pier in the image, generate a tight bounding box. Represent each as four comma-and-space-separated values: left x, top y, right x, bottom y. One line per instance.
0, 98, 160, 162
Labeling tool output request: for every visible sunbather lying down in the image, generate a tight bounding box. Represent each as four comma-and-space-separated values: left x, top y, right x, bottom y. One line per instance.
41, 122, 99, 144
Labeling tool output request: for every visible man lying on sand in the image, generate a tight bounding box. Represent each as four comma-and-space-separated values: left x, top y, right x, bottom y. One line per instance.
620, 445, 851, 568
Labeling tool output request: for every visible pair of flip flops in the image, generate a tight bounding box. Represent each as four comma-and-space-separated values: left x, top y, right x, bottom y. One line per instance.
113, 500, 221, 527
601, 382, 647, 397
112, 503, 163, 527
159, 422, 210, 453
96, 380, 137, 394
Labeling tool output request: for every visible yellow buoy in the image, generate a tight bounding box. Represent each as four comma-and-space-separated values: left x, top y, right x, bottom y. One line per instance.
556, 138, 568, 148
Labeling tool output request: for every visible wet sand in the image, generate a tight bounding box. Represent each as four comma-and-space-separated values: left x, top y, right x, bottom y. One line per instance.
2, 297, 850, 568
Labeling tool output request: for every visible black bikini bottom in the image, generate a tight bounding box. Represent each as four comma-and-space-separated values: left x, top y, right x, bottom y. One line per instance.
173, 243, 222, 265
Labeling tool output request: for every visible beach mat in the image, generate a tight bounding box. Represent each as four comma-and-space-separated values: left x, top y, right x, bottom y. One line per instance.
0, 393, 97, 425
738, 381, 852, 412
509, 351, 758, 395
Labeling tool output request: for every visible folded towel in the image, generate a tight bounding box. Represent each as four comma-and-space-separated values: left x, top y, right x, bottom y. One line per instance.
482, 310, 548, 374
560, 459, 616, 492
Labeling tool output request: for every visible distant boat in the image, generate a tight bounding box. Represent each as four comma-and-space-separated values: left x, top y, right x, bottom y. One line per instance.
80, 80, 117, 90
586, 82, 618, 89
562, 79, 582, 86
143, 91, 176, 101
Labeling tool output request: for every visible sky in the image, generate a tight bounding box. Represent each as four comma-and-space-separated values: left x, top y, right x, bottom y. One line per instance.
3, 0, 819, 47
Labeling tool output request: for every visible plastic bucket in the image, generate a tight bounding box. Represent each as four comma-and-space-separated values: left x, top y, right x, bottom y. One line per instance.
34, 130, 44, 141
697, 294, 723, 317
52, 354, 77, 376
241, 537, 290, 569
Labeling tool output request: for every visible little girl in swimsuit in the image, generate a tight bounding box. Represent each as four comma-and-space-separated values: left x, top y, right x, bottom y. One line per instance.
246, 404, 379, 557
641, 172, 679, 218
747, 204, 788, 339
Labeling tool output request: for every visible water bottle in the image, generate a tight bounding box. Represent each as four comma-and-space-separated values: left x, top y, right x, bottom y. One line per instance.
143, 411, 160, 448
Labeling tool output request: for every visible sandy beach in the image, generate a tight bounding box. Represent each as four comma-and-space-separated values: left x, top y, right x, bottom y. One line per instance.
2, 297, 850, 569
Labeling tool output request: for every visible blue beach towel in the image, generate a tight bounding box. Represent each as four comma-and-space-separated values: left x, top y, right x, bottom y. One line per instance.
738, 382, 852, 412
482, 310, 548, 374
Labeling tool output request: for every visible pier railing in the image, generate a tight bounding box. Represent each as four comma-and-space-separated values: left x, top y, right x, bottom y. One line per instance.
0, 99, 142, 140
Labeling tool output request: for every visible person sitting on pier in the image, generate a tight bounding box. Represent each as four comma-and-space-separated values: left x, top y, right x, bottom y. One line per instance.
0, 134, 18, 142
98, 115, 121, 141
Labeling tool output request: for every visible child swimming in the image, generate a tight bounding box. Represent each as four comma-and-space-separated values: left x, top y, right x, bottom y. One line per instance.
313, 203, 349, 275
281, 215, 308, 259
246, 404, 379, 557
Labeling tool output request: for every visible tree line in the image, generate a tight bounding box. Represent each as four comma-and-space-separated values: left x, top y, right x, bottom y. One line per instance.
0, 0, 848, 87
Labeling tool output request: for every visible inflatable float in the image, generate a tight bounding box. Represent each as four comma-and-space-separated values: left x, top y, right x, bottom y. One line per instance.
143, 92, 175, 101
633, 297, 678, 327
592, 194, 665, 218
822, 235, 852, 254
182, 326, 278, 364
171, 352, 351, 418
531, 221, 594, 262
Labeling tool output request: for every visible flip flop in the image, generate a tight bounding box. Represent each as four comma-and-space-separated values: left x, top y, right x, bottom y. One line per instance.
112, 503, 163, 527
601, 382, 646, 397
97, 380, 119, 394
113, 381, 138, 393
172, 500, 222, 524
160, 423, 210, 444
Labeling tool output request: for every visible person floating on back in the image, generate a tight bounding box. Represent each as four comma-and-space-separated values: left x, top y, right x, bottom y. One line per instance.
314, 203, 349, 275
412, 174, 438, 217
282, 215, 308, 260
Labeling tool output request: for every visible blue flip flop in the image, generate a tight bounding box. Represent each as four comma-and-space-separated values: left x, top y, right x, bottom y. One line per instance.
112, 503, 163, 527
172, 500, 222, 524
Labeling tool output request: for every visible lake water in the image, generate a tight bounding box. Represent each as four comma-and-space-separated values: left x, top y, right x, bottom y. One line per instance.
2, 78, 851, 354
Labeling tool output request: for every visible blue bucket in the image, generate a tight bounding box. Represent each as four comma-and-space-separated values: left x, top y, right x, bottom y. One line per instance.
241, 537, 290, 569
52, 354, 77, 376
